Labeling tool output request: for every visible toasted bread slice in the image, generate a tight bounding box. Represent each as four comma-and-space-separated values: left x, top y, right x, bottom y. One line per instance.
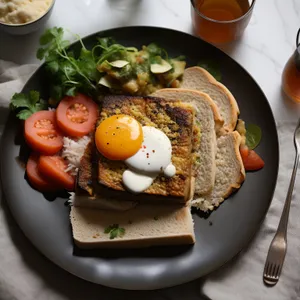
152, 88, 223, 133
75, 138, 137, 210
76, 134, 195, 206
152, 88, 222, 195
191, 131, 245, 211
97, 95, 195, 203
181, 66, 239, 133
70, 204, 195, 249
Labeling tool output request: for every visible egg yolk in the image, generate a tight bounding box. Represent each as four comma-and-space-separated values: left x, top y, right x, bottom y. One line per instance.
95, 114, 143, 160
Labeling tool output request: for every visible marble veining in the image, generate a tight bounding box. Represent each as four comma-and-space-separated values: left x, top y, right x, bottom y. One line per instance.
159, 0, 180, 18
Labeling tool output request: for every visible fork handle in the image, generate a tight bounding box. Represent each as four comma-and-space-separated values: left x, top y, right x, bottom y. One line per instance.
277, 152, 300, 236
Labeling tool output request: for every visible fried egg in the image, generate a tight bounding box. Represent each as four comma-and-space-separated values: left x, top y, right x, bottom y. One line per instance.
95, 114, 143, 160
95, 116, 176, 193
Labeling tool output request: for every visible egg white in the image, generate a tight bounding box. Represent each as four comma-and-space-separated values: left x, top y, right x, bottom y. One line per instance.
122, 126, 176, 193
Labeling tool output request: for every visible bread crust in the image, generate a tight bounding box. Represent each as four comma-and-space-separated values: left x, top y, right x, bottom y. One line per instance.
191, 131, 245, 211
152, 88, 220, 195
181, 66, 239, 133
152, 88, 224, 133
222, 131, 245, 198
73, 234, 195, 249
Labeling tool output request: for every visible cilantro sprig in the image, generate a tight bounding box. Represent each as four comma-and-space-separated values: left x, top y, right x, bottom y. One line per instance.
37, 27, 99, 100
104, 224, 125, 240
10, 91, 47, 120
36, 27, 142, 101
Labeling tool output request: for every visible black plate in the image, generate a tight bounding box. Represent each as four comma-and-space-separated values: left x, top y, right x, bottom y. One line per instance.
0, 27, 279, 290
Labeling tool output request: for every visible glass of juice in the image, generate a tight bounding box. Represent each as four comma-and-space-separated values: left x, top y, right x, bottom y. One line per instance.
282, 29, 300, 103
191, 0, 256, 44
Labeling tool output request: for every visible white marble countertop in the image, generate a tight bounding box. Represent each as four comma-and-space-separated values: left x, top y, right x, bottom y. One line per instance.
0, 0, 300, 299
1, 0, 300, 122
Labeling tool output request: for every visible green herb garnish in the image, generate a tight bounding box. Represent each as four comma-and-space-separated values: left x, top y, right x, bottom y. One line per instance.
30, 27, 187, 105
104, 224, 125, 239
147, 43, 166, 58
37, 27, 98, 100
96, 39, 137, 66
10, 91, 47, 120
246, 124, 262, 150
37, 27, 142, 100
197, 60, 222, 81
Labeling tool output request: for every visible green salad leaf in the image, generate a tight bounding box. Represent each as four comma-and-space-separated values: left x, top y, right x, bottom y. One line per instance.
197, 59, 222, 81
246, 123, 262, 149
10, 91, 48, 120
104, 224, 125, 240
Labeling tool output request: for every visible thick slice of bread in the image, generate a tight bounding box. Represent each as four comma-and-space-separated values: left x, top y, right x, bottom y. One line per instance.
97, 95, 195, 203
152, 88, 223, 195
70, 204, 195, 249
191, 131, 245, 211
77, 130, 195, 206
181, 67, 239, 133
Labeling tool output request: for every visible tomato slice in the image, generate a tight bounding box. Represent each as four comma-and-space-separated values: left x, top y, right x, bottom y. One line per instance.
240, 145, 265, 171
38, 156, 75, 191
26, 153, 59, 192
56, 94, 99, 137
24, 111, 63, 155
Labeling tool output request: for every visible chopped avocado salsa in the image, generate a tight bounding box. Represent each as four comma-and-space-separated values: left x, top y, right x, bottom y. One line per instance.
97, 43, 186, 95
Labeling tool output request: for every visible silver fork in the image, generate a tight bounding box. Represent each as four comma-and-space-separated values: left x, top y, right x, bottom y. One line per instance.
263, 120, 300, 286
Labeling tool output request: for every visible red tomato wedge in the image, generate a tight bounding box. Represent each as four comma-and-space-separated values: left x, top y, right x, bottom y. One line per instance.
38, 156, 75, 191
24, 111, 63, 155
240, 145, 265, 171
56, 94, 99, 137
240, 145, 249, 160
26, 153, 58, 192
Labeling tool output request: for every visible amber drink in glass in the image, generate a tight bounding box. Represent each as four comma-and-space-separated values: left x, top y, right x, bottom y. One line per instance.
191, 0, 256, 44
282, 29, 300, 103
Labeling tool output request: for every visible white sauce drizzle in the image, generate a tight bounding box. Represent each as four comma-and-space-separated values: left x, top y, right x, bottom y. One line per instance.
122, 126, 176, 193
122, 170, 155, 194
164, 163, 176, 178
